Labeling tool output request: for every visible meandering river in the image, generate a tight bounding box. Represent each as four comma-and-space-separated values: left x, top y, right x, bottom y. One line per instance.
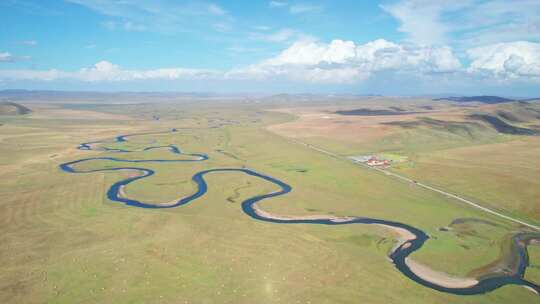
59, 129, 540, 296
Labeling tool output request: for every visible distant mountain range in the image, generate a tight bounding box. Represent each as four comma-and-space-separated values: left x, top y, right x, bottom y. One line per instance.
0, 90, 385, 104
0, 90, 538, 105
433, 95, 540, 104
0, 90, 249, 104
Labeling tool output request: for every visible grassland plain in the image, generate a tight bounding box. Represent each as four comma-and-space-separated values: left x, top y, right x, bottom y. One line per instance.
0, 102, 538, 303
390, 138, 540, 223
268, 101, 540, 222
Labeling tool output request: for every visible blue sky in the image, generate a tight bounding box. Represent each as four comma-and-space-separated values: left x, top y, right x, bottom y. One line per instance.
1, 0, 539, 95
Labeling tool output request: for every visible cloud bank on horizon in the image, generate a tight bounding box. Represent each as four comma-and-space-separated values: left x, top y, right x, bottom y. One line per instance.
0, 0, 539, 95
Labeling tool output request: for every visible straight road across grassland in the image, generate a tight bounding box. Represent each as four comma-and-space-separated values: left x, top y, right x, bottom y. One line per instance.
289, 139, 540, 231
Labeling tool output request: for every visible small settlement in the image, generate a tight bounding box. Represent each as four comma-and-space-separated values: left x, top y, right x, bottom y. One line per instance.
349, 155, 392, 167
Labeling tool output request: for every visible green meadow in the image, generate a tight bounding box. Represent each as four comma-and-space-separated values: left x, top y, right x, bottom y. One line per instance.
0, 102, 538, 303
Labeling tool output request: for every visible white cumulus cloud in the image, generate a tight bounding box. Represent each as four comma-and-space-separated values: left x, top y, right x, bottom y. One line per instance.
0, 61, 218, 82
0, 40, 463, 84
3, 39, 539, 86
264, 39, 357, 65
230, 39, 462, 83
467, 41, 540, 79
